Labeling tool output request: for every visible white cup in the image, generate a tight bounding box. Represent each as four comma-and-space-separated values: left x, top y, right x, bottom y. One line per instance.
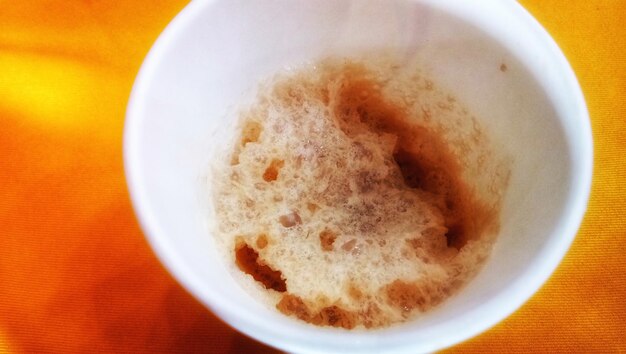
124, 0, 592, 352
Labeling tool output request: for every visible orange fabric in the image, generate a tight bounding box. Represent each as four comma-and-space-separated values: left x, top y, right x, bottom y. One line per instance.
0, 1, 623, 353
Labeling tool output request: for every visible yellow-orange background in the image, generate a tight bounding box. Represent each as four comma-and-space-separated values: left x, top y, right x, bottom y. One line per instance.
0, 1, 624, 352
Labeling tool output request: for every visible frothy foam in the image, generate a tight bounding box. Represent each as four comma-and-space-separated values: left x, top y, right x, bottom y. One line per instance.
211, 57, 510, 329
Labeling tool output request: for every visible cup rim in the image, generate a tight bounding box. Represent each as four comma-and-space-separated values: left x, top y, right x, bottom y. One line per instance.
124, 0, 593, 352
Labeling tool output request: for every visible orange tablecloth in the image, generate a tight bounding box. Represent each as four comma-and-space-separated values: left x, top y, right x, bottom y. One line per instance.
1, 1, 624, 352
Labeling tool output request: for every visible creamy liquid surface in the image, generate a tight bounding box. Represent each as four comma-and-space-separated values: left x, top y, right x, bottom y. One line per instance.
211, 57, 510, 329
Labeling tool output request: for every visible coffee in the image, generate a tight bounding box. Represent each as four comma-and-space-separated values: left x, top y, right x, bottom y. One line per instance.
211, 57, 510, 329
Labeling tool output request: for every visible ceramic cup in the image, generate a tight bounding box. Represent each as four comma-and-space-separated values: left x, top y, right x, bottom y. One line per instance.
124, 0, 592, 352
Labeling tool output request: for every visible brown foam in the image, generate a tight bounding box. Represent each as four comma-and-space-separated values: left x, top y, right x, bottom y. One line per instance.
262, 159, 284, 182
385, 280, 428, 314
241, 120, 262, 145
235, 240, 286, 292
256, 234, 268, 249
319, 229, 337, 251
328, 64, 494, 249
278, 211, 301, 228
276, 294, 357, 329
212, 56, 509, 329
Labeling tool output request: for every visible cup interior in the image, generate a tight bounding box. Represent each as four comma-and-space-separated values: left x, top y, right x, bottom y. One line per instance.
125, 0, 592, 352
